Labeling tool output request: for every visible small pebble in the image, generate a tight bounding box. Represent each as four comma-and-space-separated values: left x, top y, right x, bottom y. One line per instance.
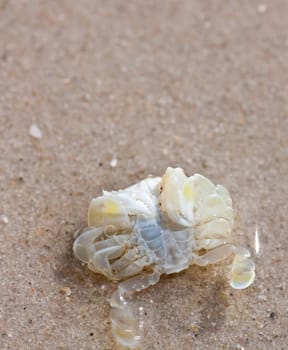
29, 124, 42, 139
269, 311, 276, 319
236, 345, 245, 350
59, 287, 72, 296
0, 214, 8, 224
110, 156, 118, 168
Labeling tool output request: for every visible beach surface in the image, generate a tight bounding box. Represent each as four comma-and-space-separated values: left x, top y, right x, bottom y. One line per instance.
0, 1, 287, 349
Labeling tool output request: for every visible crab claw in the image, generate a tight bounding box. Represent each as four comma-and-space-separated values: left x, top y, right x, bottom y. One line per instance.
159, 167, 234, 236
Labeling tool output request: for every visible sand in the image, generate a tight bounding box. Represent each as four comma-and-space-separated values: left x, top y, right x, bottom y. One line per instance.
0, 1, 287, 349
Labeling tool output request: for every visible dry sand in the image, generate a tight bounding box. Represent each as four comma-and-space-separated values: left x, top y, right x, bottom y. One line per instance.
0, 1, 287, 349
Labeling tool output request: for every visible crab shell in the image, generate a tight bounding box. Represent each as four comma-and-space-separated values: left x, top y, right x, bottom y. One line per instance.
88, 167, 234, 251
87, 176, 161, 229
159, 167, 234, 248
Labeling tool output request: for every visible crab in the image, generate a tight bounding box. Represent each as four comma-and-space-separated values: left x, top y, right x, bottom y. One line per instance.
73, 167, 255, 348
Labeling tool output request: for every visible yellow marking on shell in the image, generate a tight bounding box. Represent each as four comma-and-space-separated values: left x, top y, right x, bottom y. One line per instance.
102, 199, 122, 216
207, 195, 222, 206
183, 183, 196, 202
88, 198, 125, 226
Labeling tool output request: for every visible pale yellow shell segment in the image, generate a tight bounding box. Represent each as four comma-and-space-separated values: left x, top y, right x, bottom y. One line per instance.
159, 167, 193, 226
196, 194, 234, 226
88, 177, 161, 227
197, 218, 232, 240
184, 173, 215, 204
159, 168, 234, 241
88, 197, 129, 227
215, 184, 233, 207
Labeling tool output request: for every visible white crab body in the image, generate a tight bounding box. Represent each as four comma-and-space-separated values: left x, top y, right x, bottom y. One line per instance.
73, 167, 255, 348
135, 217, 193, 274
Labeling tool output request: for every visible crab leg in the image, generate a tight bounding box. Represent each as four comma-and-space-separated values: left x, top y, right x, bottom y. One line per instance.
110, 247, 140, 272
88, 235, 132, 279
110, 269, 161, 349
73, 227, 106, 263
192, 243, 255, 289
93, 234, 130, 250
88, 245, 124, 278
192, 243, 248, 266
115, 256, 150, 280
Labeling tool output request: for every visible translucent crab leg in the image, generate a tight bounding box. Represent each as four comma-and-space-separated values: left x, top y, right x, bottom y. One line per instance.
230, 253, 255, 290
110, 269, 161, 349
116, 256, 150, 280
88, 245, 124, 278
192, 243, 249, 266
110, 247, 140, 272
73, 227, 106, 263
192, 243, 255, 290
